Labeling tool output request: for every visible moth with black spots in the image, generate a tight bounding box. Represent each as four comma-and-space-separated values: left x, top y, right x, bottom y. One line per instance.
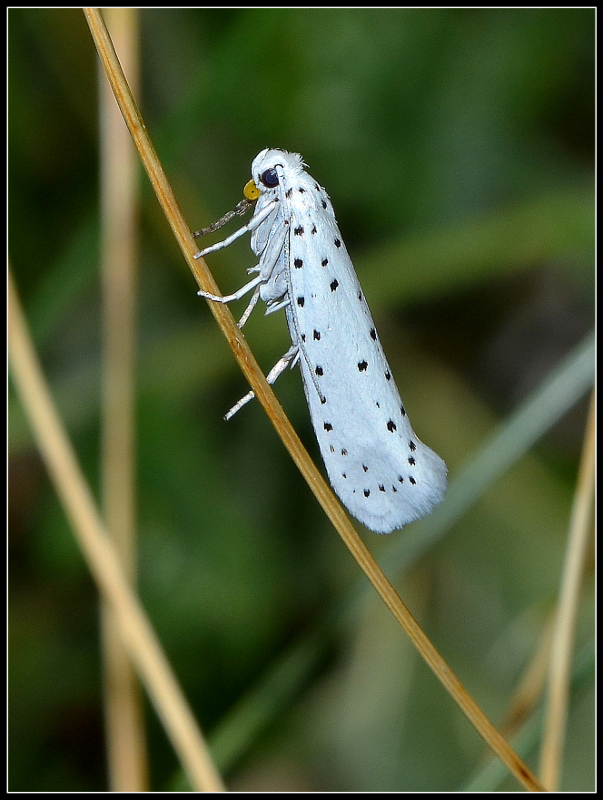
195, 148, 447, 532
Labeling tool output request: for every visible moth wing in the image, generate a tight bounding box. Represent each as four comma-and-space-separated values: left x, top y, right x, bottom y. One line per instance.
287, 203, 446, 533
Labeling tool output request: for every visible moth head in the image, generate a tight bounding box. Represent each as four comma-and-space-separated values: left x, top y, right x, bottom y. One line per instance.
248, 148, 306, 198
243, 165, 279, 202
259, 167, 280, 188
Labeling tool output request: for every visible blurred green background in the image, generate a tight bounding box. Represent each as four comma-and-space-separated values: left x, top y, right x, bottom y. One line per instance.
9, 8, 594, 791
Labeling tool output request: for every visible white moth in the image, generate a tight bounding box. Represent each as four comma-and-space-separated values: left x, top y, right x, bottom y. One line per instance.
195, 148, 447, 533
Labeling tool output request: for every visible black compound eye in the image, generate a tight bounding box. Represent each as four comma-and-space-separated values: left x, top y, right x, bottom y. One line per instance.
260, 167, 279, 187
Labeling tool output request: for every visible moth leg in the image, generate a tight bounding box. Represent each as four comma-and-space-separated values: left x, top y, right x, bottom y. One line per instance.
194, 199, 278, 259
224, 344, 299, 421
264, 297, 290, 316
237, 287, 261, 329
198, 273, 262, 304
